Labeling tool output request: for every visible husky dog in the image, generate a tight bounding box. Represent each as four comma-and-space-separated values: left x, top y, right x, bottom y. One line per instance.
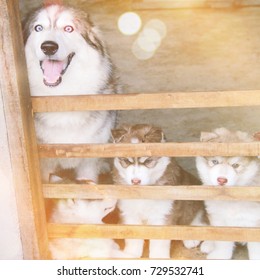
112, 124, 201, 258
196, 128, 260, 259
48, 174, 132, 259
23, 4, 118, 182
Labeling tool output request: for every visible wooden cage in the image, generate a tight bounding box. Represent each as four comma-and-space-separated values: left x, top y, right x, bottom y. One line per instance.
132, 0, 260, 9
1, 0, 260, 259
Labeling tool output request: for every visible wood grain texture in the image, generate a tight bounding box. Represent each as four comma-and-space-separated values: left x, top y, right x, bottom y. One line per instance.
48, 223, 260, 242
31, 90, 260, 112
0, 0, 49, 259
4, 0, 260, 259
38, 142, 260, 158
132, 0, 250, 9
43, 184, 260, 201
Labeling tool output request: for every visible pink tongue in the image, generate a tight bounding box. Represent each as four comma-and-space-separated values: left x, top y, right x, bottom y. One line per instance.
42, 60, 64, 84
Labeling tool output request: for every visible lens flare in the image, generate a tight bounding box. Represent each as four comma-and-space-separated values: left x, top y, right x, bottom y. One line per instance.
132, 40, 155, 60
146, 19, 167, 39
137, 27, 161, 52
132, 19, 167, 60
118, 12, 142, 36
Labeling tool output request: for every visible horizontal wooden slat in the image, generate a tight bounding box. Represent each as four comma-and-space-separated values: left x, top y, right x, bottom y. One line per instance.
43, 184, 260, 201
132, 0, 253, 9
38, 142, 260, 158
48, 224, 260, 242
31, 90, 260, 112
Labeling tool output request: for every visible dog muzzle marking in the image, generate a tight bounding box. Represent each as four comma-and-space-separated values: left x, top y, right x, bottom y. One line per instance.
40, 52, 75, 87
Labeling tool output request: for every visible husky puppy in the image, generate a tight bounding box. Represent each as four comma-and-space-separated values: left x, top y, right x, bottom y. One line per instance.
196, 128, 260, 259
23, 4, 118, 182
48, 174, 132, 259
112, 124, 201, 258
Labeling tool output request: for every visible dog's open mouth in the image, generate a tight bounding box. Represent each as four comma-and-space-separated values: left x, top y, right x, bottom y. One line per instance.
40, 52, 75, 87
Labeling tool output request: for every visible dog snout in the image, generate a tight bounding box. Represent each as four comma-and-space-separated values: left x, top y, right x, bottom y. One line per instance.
41, 41, 59, 56
217, 177, 228, 186
131, 178, 141, 185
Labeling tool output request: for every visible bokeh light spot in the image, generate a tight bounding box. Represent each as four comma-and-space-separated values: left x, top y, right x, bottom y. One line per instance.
118, 12, 142, 36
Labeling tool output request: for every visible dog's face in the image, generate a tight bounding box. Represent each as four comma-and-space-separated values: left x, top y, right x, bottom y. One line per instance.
24, 4, 104, 87
49, 174, 117, 223
112, 124, 170, 185
114, 156, 170, 186
196, 128, 259, 186
196, 156, 258, 186
56, 198, 117, 223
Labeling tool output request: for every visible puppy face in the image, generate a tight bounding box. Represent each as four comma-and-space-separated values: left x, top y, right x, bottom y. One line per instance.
114, 156, 165, 185
112, 124, 170, 185
197, 128, 259, 186
196, 156, 259, 186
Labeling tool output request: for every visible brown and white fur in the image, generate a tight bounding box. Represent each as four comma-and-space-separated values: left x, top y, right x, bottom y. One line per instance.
23, 4, 118, 182
112, 124, 201, 258
196, 128, 260, 259
47, 173, 132, 259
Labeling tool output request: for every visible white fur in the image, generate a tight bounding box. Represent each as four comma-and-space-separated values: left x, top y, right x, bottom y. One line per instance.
183, 210, 207, 249
49, 199, 133, 259
25, 6, 110, 97
114, 156, 171, 186
119, 199, 173, 258
115, 156, 173, 258
25, 5, 116, 182
196, 155, 260, 259
196, 156, 259, 187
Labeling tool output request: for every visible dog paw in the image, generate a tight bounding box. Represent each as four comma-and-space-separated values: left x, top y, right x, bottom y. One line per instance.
149, 251, 170, 259
206, 249, 232, 260
183, 240, 201, 249
200, 240, 214, 254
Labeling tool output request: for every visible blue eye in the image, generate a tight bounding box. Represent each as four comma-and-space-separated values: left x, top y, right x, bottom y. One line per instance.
64, 25, 74, 33
211, 159, 219, 165
232, 163, 240, 169
34, 24, 43, 32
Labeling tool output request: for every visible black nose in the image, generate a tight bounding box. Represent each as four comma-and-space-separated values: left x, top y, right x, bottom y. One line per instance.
41, 41, 59, 56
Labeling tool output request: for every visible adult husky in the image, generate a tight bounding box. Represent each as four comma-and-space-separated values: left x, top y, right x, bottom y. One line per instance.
23, 4, 118, 182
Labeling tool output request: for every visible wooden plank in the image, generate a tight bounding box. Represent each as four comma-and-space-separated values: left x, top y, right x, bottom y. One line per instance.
31, 90, 260, 112
0, 0, 49, 259
48, 224, 260, 242
132, 0, 238, 9
133, 0, 210, 9
38, 142, 260, 158
43, 184, 260, 201
132, 0, 258, 10
132, 0, 260, 10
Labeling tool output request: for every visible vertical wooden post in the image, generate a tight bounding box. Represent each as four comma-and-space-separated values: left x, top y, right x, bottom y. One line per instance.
0, 0, 49, 259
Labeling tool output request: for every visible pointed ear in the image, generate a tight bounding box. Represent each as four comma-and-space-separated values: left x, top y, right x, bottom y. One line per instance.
200, 132, 218, 142
145, 126, 165, 143
76, 14, 105, 55
67, 199, 76, 207
111, 127, 128, 143
102, 199, 117, 216
253, 132, 260, 141
49, 174, 63, 183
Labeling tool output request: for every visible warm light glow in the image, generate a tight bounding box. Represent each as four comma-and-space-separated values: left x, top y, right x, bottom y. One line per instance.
137, 27, 161, 52
146, 19, 167, 39
132, 19, 167, 60
118, 12, 142, 36
132, 40, 155, 60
